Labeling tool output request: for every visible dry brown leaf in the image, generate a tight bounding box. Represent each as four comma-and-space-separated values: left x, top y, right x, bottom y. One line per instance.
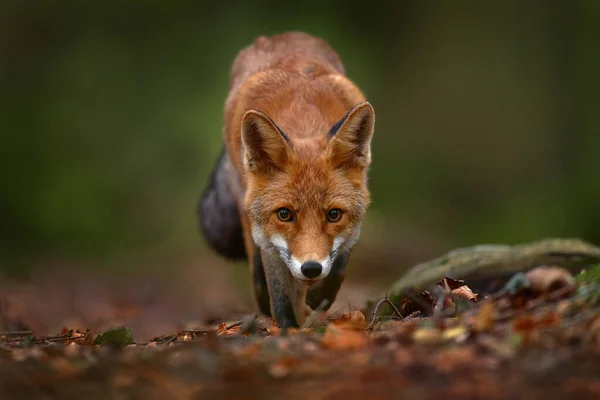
537, 311, 560, 329
321, 323, 367, 349
451, 285, 479, 302
512, 315, 536, 332
401, 290, 436, 316
329, 310, 367, 331
512, 315, 538, 345
335, 310, 366, 323
525, 266, 575, 296
437, 276, 479, 302
216, 322, 241, 336
268, 325, 281, 336
437, 276, 466, 291
472, 300, 496, 333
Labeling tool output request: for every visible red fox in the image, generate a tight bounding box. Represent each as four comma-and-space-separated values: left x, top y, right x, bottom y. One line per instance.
198, 32, 375, 328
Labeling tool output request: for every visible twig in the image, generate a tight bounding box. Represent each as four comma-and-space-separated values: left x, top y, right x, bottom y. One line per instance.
32, 333, 89, 345
164, 335, 178, 345
179, 329, 211, 336
401, 287, 436, 315
302, 299, 330, 330
0, 330, 33, 337
404, 311, 422, 320
226, 321, 243, 330
366, 296, 404, 331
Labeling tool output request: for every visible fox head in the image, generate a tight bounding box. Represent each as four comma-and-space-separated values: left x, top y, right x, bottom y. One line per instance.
241, 102, 375, 282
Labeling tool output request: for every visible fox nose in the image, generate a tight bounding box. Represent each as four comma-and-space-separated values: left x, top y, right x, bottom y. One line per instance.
300, 261, 322, 279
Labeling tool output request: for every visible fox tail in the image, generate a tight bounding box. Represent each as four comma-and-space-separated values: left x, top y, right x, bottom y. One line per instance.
197, 148, 247, 260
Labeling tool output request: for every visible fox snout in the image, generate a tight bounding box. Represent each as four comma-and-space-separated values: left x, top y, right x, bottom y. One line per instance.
286, 248, 342, 283
289, 253, 331, 282
300, 260, 323, 279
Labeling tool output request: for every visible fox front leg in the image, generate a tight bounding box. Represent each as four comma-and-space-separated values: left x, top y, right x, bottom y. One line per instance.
306, 250, 349, 311
263, 253, 307, 329
251, 248, 272, 317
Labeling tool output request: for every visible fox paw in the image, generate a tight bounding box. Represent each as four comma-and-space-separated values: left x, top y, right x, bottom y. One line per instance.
304, 305, 313, 318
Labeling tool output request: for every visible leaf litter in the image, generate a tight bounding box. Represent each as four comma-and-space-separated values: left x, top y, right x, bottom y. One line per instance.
0, 264, 599, 399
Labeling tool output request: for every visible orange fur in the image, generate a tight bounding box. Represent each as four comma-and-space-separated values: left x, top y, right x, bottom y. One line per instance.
216, 32, 375, 328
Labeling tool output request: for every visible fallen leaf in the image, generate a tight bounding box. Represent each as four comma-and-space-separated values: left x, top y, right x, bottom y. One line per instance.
472, 300, 496, 333
512, 316, 538, 345
216, 323, 227, 335
437, 276, 463, 291
451, 286, 479, 302
216, 322, 242, 336
334, 310, 366, 323
525, 266, 575, 296
321, 323, 367, 349
93, 326, 134, 346
412, 328, 441, 344
401, 290, 436, 317
268, 325, 281, 336
537, 311, 560, 329
329, 310, 367, 331
512, 315, 536, 331
438, 276, 478, 301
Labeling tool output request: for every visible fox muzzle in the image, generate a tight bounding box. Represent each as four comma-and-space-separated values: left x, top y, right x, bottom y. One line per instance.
300, 261, 323, 279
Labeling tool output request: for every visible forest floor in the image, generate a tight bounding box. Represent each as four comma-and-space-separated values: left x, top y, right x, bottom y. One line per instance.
0, 255, 599, 400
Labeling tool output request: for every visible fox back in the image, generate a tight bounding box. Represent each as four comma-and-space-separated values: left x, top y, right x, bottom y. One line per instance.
198, 32, 375, 327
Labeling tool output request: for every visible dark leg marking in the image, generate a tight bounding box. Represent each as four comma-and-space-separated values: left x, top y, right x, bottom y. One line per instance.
252, 249, 272, 317
266, 274, 298, 329
306, 251, 350, 311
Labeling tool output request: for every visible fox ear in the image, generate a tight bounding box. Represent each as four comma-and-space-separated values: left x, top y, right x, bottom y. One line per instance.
241, 110, 290, 174
327, 102, 375, 170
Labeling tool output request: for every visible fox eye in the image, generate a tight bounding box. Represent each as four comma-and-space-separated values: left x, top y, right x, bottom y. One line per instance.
276, 208, 293, 222
327, 208, 343, 223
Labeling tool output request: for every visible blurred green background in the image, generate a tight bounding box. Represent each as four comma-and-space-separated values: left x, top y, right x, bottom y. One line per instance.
2, 0, 599, 285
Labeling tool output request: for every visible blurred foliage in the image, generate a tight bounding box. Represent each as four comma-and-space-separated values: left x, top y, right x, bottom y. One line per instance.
1, 0, 599, 274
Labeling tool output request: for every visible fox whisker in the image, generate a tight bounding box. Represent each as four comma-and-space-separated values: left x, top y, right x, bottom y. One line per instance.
268, 244, 292, 259
329, 242, 347, 259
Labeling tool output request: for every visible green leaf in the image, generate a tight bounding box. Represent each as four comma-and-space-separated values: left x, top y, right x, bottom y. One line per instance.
575, 264, 600, 284
93, 326, 134, 346
575, 281, 600, 306
22, 335, 35, 348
